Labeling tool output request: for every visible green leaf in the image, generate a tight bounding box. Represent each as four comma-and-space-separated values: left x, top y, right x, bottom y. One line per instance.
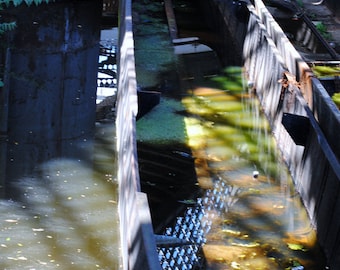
287, 243, 308, 251
0, 22, 16, 34
13, 0, 23, 6
0, 0, 52, 6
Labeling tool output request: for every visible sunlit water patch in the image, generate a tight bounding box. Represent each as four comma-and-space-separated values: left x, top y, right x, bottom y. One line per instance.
156, 81, 326, 269
0, 124, 120, 270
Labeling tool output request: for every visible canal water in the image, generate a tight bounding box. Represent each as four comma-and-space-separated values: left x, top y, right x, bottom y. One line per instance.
0, 122, 120, 270
0, 125, 120, 270
0, 34, 120, 269
138, 66, 327, 270
135, 0, 327, 269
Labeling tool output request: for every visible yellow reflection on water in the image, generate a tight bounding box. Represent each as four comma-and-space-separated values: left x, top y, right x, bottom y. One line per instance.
182, 84, 324, 269
0, 124, 120, 270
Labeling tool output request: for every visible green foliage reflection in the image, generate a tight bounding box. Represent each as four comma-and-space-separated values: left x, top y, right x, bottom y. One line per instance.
0, 0, 53, 87
212, 66, 245, 93
332, 92, 340, 109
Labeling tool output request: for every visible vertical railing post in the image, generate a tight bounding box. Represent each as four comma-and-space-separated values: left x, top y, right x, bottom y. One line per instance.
0, 48, 10, 197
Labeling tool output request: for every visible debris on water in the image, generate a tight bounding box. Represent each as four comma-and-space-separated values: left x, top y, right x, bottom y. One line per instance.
231, 261, 241, 269
172, 150, 193, 159
231, 241, 260, 248
287, 243, 308, 251
177, 199, 197, 205
145, 181, 156, 186
221, 228, 242, 236
291, 266, 304, 270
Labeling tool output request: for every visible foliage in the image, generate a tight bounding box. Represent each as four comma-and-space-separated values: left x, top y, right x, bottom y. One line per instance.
295, 0, 304, 8
0, 0, 51, 6
211, 66, 245, 93
315, 21, 332, 40
0, 0, 52, 35
312, 65, 340, 77
332, 92, 340, 109
0, 0, 53, 87
0, 21, 15, 34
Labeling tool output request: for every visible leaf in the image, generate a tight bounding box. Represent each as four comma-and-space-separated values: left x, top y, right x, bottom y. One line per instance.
0, 0, 53, 6
177, 199, 196, 205
13, 0, 23, 6
0, 22, 16, 34
24, 0, 33, 5
287, 243, 307, 251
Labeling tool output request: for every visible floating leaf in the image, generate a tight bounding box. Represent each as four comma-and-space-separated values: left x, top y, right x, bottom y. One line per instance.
287, 243, 307, 251
5, 219, 18, 223
232, 241, 259, 248
178, 199, 196, 205
32, 228, 44, 232
222, 229, 241, 236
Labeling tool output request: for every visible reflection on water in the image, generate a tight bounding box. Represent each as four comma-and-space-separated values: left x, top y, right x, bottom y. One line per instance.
0, 123, 120, 270
155, 69, 326, 269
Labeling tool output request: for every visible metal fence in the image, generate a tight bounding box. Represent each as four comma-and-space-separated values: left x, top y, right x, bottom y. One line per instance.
116, 0, 161, 269
243, 1, 340, 268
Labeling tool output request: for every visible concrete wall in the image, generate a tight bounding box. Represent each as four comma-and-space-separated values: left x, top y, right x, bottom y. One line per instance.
116, 0, 161, 269
242, 0, 340, 268
199, 0, 248, 66
7, 0, 101, 140
1, 0, 102, 195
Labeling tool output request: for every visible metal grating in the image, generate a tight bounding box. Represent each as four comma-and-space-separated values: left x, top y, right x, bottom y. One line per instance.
157, 178, 240, 269
97, 44, 117, 88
